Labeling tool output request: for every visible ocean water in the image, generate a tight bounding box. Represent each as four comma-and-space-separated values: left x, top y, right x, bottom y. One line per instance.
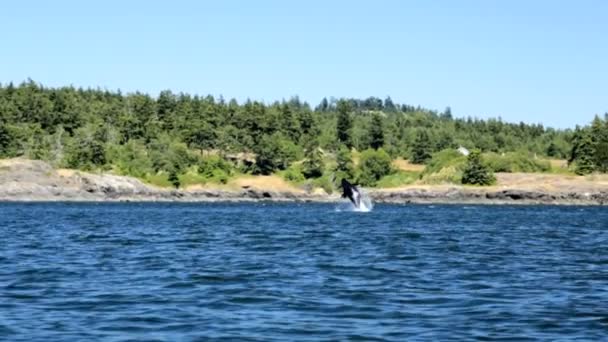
0, 202, 607, 341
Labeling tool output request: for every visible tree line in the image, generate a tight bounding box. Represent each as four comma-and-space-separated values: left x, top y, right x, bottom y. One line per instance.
0, 80, 604, 187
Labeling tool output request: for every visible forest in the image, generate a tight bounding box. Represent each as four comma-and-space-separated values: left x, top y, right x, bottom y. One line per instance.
0, 80, 607, 189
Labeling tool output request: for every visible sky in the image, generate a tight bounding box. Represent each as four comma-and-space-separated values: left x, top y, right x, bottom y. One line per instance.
1, 0, 607, 128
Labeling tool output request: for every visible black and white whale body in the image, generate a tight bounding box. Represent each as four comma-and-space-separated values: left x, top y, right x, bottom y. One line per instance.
340, 179, 362, 208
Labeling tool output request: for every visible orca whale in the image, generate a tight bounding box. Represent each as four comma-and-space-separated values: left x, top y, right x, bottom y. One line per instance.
340, 179, 362, 208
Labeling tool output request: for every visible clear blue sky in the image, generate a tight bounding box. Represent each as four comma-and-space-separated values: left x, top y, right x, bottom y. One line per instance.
1, 0, 606, 128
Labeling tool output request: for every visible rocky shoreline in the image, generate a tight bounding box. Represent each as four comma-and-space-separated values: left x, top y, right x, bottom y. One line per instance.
1, 159, 607, 205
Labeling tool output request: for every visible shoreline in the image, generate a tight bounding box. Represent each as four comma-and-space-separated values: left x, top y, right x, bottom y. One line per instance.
2, 188, 607, 206
1, 159, 607, 205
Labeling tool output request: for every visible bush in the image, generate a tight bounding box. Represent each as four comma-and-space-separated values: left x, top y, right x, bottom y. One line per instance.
461, 149, 495, 185
312, 173, 334, 195
283, 165, 305, 183
376, 170, 419, 188
422, 149, 467, 176
357, 148, 393, 186
198, 155, 233, 178
106, 140, 152, 178
211, 169, 229, 184
421, 165, 463, 184
484, 152, 551, 173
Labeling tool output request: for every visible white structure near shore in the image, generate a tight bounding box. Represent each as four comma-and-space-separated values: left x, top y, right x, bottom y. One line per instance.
457, 146, 470, 156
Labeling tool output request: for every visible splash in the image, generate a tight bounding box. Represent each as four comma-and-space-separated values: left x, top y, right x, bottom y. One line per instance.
335, 188, 374, 212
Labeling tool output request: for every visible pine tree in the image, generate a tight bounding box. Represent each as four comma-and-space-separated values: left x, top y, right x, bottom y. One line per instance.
335, 144, 354, 181
316, 97, 329, 112
441, 106, 452, 120
568, 126, 584, 165
369, 113, 384, 150
336, 99, 353, 148
279, 103, 301, 142
574, 132, 596, 175
411, 130, 432, 164
591, 115, 608, 172
461, 149, 495, 185
168, 168, 180, 188
0, 123, 11, 156
302, 142, 324, 179
383, 96, 396, 112
546, 142, 559, 158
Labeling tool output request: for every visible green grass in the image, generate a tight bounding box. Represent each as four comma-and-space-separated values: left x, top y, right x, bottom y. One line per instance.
143, 168, 235, 189
312, 172, 334, 194
178, 172, 209, 187
277, 165, 306, 185
144, 173, 172, 188
484, 152, 551, 173
375, 170, 420, 188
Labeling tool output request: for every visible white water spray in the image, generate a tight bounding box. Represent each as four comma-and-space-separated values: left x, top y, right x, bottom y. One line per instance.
355, 188, 374, 212
335, 188, 374, 212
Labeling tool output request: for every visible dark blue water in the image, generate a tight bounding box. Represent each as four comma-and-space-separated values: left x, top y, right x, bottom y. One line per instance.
1, 202, 607, 341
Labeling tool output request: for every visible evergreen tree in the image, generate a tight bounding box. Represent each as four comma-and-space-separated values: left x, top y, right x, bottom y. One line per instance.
157, 90, 177, 129
316, 97, 329, 112
184, 120, 216, 153
254, 133, 300, 175
0, 123, 12, 156
383, 96, 396, 112
168, 168, 180, 188
574, 132, 596, 175
302, 142, 324, 179
279, 103, 301, 142
568, 126, 584, 165
335, 144, 354, 181
297, 109, 319, 142
546, 142, 559, 158
369, 113, 384, 150
411, 130, 432, 164
461, 149, 495, 185
435, 130, 455, 151
336, 99, 353, 148
591, 115, 608, 172
441, 106, 452, 120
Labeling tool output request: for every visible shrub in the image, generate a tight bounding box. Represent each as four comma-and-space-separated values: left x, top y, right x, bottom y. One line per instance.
283, 166, 305, 183
421, 166, 463, 184
376, 170, 419, 188
211, 169, 229, 184
198, 155, 233, 178
422, 149, 467, 175
357, 148, 393, 186
484, 152, 551, 173
106, 140, 152, 178
312, 173, 334, 195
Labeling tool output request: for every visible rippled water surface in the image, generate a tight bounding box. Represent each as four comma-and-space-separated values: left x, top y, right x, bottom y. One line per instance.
1, 202, 607, 341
